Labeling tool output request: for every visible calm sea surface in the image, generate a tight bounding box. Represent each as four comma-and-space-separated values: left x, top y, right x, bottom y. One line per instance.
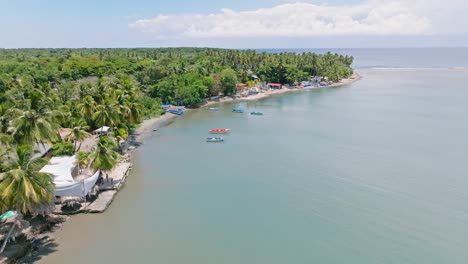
41, 49, 468, 264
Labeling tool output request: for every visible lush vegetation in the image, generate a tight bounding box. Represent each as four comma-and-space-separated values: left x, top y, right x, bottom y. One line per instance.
0, 48, 353, 214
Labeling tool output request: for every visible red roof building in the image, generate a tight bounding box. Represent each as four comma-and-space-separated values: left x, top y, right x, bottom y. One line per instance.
267, 83, 282, 89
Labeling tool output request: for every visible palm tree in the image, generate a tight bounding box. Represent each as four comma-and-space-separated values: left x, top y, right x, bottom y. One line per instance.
78, 95, 96, 120
10, 109, 59, 145
92, 104, 119, 133
75, 151, 89, 173
0, 133, 12, 148
65, 125, 92, 151
0, 145, 55, 214
125, 99, 142, 125
88, 136, 120, 172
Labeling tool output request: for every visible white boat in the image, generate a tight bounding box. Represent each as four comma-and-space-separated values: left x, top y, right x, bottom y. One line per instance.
206, 137, 224, 142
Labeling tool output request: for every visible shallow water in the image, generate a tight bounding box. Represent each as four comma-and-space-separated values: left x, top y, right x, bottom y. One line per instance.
41, 54, 468, 264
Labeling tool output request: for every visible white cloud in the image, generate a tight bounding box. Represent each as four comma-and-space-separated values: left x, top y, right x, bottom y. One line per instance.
129, 1, 432, 39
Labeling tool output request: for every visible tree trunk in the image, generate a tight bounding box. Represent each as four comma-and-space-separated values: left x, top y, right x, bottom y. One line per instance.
0, 217, 17, 253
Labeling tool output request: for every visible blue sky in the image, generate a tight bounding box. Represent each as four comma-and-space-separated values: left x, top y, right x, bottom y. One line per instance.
0, 0, 467, 48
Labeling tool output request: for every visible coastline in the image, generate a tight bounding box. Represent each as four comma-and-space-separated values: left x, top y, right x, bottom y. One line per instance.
132, 72, 360, 143
0, 72, 361, 263
201, 72, 361, 107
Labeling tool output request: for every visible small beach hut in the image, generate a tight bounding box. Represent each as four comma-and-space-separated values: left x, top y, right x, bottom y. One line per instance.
93, 126, 111, 136
267, 83, 282, 89
39, 155, 100, 197
58, 128, 72, 140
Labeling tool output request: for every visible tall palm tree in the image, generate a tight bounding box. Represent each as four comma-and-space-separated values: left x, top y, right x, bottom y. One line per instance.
79, 95, 96, 120
10, 109, 59, 145
88, 136, 120, 172
0, 133, 12, 148
92, 103, 119, 133
0, 145, 55, 214
125, 99, 142, 125
75, 151, 89, 173
65, 125, 92, 151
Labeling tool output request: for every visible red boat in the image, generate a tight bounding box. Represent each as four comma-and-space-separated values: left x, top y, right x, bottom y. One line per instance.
209, 128, 231, 133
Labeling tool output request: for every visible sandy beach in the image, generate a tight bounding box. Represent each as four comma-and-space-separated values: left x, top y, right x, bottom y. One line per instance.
133, 72, 361, 142
131, 72, 361, 141
201, 72, 361, 108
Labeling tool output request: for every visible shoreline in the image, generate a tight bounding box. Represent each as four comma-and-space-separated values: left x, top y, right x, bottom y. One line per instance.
0, 72, 361, 263
131, 72, 360, 143
201, 72, 361, 107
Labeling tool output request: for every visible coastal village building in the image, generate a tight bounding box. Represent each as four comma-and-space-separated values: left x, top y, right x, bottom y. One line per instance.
267, 83, 282, 89
93, 126, 111, 136
236, 83, 247, 92
39, 155, 100, 198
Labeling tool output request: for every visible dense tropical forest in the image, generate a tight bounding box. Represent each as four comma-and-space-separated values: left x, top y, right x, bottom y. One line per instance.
0, 48, 353, 214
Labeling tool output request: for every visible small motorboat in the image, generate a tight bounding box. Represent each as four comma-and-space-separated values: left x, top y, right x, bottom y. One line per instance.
165, 106, 185, 110
171, 105, 185, 110
207, 107, 220, 111
209, 128, 231, 133
165, 109, 184, 115
206, 137, 224, 142
232, 109, 244, 113
250, 111, 263, 115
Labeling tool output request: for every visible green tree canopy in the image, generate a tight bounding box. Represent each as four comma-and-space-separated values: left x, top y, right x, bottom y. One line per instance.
220, 68, 237, 96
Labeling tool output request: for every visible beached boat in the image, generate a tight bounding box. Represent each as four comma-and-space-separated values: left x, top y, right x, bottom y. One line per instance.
232, 109, 244, 113
171, 105, 185, 110
207, 107, 220, 111
250, 111, 263, 115
206, 137, 224, 142
165, 106, 185, 110
209, 128, 231, 133
165, 109, 184, 115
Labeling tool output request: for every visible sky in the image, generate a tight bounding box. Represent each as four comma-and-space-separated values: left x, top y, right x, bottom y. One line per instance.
0, 0, 467, 48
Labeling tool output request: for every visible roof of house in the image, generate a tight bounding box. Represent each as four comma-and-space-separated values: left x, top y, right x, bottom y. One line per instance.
32, 143, 52, 159
40, 155, 76, 184
58, 128, 72, 139
267, 83, 282, 87
94, 126, 110, 133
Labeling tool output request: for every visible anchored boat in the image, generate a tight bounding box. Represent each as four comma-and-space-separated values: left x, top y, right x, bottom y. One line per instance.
250, 111, 263, 115
165, 109, 184, 115
232, 109, 244, 113
207, 137, 224, 142
209, 128, 231, 133
207, 107, 220, 111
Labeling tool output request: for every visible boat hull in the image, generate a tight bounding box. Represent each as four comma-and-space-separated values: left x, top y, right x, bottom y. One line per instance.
206, 137, 224, 142
165, 109, 184, 115
209, 128, 231, 133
